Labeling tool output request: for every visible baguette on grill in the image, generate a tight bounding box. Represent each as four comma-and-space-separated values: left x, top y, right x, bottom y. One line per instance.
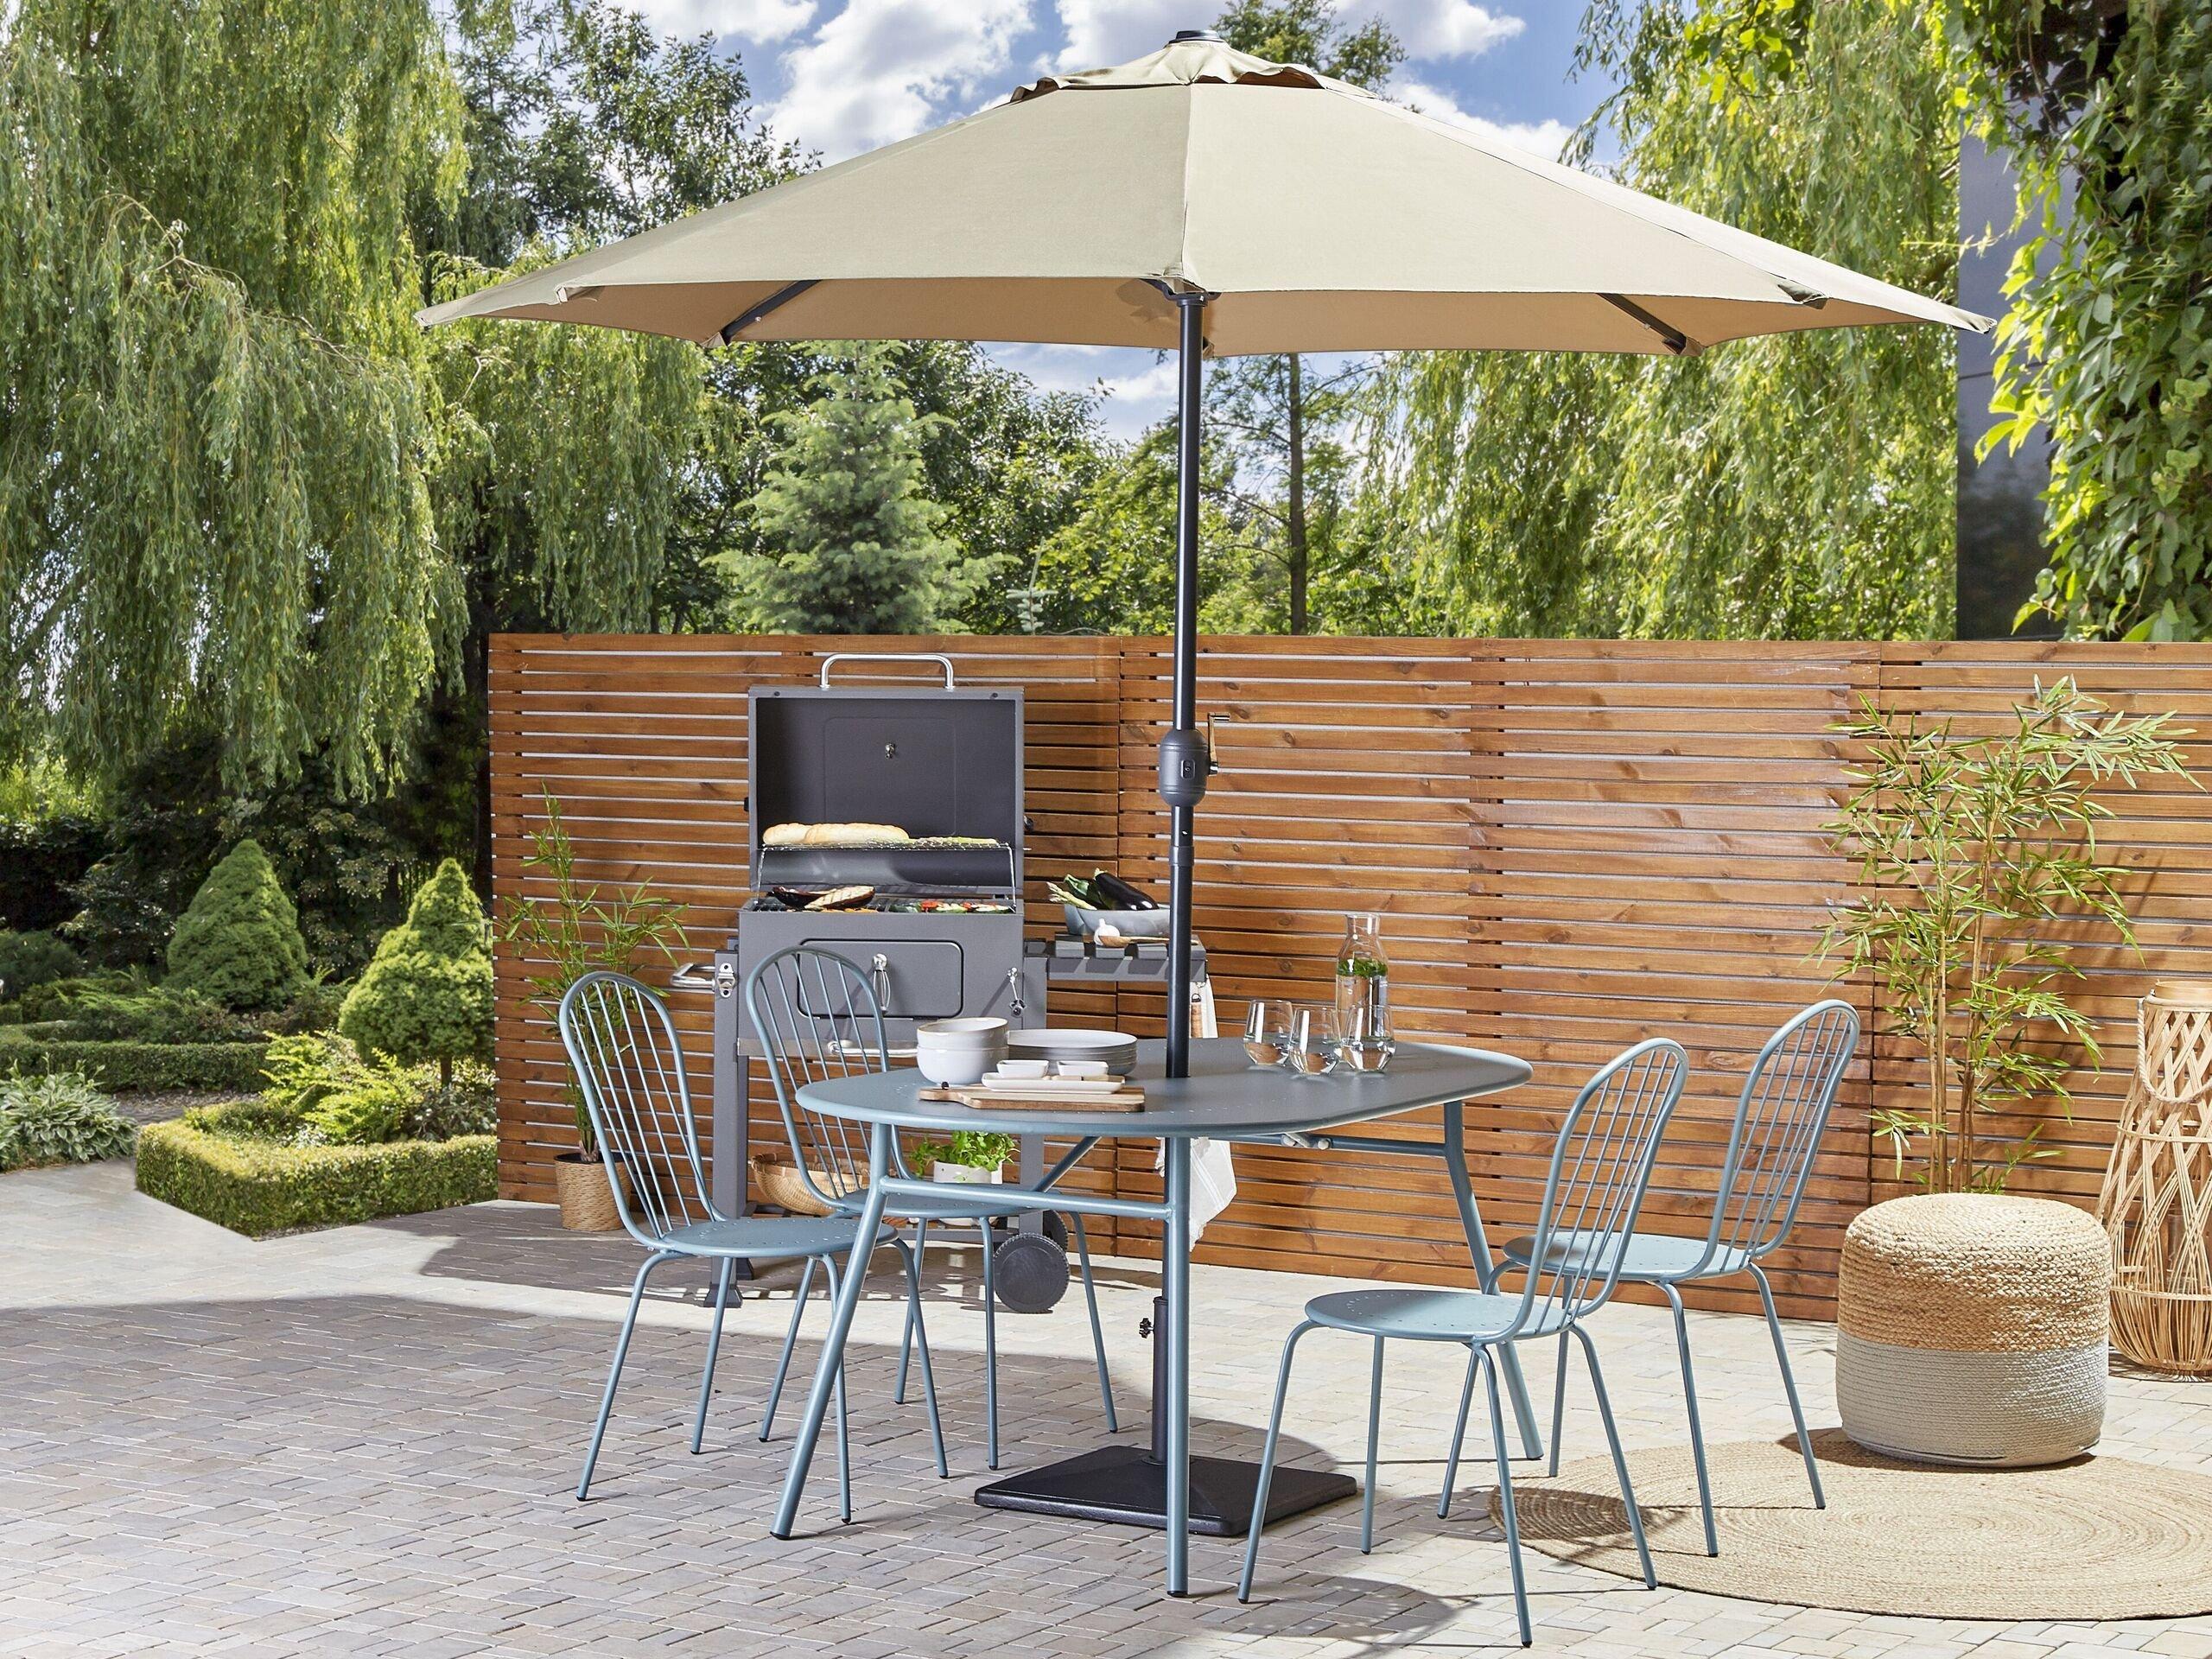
763, 822, 909, 848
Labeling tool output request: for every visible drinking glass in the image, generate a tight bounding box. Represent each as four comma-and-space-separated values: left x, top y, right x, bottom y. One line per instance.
1284, 1003, 1338, 1077
1337, 1002, 1396, 1073
1242, 998, 1291, 1068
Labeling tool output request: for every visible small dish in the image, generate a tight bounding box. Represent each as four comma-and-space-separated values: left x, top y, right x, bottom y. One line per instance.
994, 1058, 1051, 1079
1055, 1059, 1109, 1078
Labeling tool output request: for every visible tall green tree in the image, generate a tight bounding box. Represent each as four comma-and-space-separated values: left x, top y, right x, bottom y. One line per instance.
1376, 0, 1960, 639
727, 346, 966, 632
1209, 1, 1402, 633
0, 0, 461, 790
1959, 1, 2212, 640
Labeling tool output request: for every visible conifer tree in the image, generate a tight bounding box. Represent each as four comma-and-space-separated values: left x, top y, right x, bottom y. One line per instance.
165, 840, 309, 1010
339, 859, 494, 1087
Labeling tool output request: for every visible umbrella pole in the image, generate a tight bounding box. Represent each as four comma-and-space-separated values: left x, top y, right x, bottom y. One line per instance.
1162, 292, 1208, 1081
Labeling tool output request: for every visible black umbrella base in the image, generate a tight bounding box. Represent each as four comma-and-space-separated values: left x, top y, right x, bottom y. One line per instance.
974, 1444, 1357, 1536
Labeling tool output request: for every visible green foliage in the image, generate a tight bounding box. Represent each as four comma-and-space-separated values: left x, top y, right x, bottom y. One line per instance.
62, 988, 264, 1046
264, 1030, 493, 1144
1958, 1, 2212, 639
16, 971, 139, 1025
0, 815, 108, 932
165, 841, 310, 1011
0, 931, 80, 1001
0, 0, 461, 791
909, 1130, 1017, 1173
725, 345, 966, 632
136, 1109, 495, 1237
0, 1071, 137, 1170
3, 1040, 273, 1093
302, 1075, 416, 1147
339, 860, 494, 1084
264, 981, 352, 1038
1821, 677, 2196, 1192
1375, 0, 1958, 640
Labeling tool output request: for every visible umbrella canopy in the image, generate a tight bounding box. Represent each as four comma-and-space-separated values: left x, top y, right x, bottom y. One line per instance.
418, 34, 1986, 354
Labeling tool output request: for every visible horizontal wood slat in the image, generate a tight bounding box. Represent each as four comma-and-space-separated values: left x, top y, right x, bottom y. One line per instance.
490, 632, 2212, 1319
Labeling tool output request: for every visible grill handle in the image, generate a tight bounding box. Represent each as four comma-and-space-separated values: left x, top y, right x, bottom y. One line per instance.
819, 652, 956, 690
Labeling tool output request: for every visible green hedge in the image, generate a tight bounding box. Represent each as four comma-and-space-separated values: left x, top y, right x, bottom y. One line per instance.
136, 1109, 495, 1236
2, 1039, 271, 1092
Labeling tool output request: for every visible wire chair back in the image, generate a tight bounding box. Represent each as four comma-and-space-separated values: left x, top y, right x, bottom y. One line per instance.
556, 970, 716, 1248
745, 946, 898, 1212
1706, 999, 1859, 1266
1509, 1038, 1688, 1338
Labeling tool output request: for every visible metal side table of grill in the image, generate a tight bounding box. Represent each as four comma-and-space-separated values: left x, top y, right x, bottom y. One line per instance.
767, 1035, 1536, 1597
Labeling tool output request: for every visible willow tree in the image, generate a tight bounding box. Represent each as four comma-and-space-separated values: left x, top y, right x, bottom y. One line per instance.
0, 0, 462, 791
1375, 0, 1960, 639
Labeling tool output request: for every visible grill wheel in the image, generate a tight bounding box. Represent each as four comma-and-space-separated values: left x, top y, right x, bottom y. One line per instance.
989, 1212, 1072, 1313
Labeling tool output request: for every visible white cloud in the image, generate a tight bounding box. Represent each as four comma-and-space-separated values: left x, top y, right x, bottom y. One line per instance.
771, 0, 1032, 159
630, 0, 818, 43
1052, 0, 1187, 71
1392, 77, 1571, 158
1354, 1, 1522, 60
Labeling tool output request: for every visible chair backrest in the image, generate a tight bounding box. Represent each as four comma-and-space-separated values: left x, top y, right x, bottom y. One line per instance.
1704, 999, 1859, 1264
556, 970, 716, 1247
744, 946, 894, 1212
1510, 1038, 1688, 1336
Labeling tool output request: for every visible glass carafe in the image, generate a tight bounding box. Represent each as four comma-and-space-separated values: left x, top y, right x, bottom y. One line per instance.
1334, 912, 1393, 1069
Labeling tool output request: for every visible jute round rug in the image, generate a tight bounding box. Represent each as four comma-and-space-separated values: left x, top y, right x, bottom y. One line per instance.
1497, 1429, 2212, 1619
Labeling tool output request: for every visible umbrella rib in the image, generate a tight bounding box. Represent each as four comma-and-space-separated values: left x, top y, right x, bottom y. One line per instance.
720, 279, 820, 345
1601, 294, 1691, 355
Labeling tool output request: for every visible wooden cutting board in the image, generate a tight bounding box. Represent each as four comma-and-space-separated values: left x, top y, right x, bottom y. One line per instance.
918, 1084, 1147, 1113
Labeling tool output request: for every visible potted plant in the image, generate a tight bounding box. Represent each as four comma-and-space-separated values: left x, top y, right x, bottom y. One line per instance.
1821, 677, 2192, 1192
502, 790, 690, 1230
910, 1129, 1015, 1185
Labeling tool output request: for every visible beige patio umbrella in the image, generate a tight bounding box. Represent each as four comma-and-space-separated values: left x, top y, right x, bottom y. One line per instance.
423, 29, 1987, 1081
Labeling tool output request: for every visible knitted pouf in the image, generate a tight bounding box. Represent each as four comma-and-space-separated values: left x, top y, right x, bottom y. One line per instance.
1837, 1193, 2109, 1467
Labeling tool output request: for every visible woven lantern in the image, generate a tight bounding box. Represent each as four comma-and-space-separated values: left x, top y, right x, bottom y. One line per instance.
2098, 982, 2212, 1376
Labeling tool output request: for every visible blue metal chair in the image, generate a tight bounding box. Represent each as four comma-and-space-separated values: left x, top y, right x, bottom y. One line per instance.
1239, 1039, 1688, 1646
556, 970, 947, 1521
1504, 999, 1858, 1556
745, 945, 1116, 1471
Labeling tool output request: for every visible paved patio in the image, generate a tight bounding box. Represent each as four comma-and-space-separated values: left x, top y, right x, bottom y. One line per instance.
6, 1163, 2212, 1659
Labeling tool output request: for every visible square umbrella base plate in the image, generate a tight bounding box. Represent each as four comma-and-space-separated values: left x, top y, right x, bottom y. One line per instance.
973, 1445, 1357, 1537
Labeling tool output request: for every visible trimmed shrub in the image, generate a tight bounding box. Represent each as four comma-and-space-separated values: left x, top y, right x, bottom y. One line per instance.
62, 987, 264, 1046
17, 971, 138, 1024
0, 1071, 137, 1170
0, 930, 83, 1001
136, 1109, 495, 1236
339, 860, 493, 1085
165, 840, 309, 1010
3, 1039, 272, 1092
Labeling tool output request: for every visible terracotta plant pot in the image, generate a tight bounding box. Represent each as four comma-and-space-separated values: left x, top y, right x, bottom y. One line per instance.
554, 1151, 625, 1232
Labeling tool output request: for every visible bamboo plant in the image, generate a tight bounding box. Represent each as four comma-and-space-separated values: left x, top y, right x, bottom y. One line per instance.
1821, 677, 2192, 1193
501, 790, 690, 1160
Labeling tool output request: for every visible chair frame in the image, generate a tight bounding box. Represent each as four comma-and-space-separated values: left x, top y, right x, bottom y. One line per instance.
1238, 1038, 1689, 1645
556, 969, 947, 1521
743, 944, 1116, 1469
1523, 998, 1859, 1556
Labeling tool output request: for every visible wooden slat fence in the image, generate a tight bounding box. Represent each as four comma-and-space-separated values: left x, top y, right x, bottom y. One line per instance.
490, 633, 2212, 1319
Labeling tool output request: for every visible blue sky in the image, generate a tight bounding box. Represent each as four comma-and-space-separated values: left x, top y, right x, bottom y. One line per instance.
634, 1, 1617, 434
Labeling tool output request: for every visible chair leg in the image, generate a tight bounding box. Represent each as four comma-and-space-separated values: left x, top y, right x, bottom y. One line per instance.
976, 1217, 1001, 1470
691, 1256, 736, 1454
759, 1255, 818, 1443
1071, 1213, 1118, 1433
1361, 1336, 1386, 1553
887, 1231, 950, 1478
578, 1250, 669, 1501
1571, 1325, 1656, 1589
1751, 1262, 1825, 1510
1662, 1283, 1718, 1556
1440, 1342, 1479, 1518
1237, 1319, 1317, 1603
894, 1218, 927, 1405
1548, 1330, 1569, 1478
823, 1258, 853, 1525
1479, 1347, 1533, 1648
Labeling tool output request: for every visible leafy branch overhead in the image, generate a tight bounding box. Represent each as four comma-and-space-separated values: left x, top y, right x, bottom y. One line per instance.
1821, 677, 2195, 1192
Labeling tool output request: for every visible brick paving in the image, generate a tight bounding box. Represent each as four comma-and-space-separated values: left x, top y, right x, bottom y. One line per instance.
6, 1160, 2212, 1658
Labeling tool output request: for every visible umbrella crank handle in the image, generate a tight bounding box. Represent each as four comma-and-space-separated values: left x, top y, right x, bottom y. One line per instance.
1156, 714, 1231, 809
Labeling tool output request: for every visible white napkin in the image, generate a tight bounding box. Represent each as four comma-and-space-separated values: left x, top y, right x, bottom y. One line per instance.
1158, 978, 1238, 1239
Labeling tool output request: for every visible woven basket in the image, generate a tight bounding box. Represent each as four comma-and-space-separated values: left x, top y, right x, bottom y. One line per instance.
553, 1153, 626, 1233
749, 1153, 837, 1217
2097, 983, 2212, 1376
1837, 1193, 2108, 1467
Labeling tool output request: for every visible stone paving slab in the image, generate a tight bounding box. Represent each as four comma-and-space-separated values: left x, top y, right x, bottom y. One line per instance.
4, 1160, 2211, 1658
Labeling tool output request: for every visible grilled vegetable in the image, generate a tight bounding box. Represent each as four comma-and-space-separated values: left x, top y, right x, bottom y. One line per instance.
804, 885, 876, 912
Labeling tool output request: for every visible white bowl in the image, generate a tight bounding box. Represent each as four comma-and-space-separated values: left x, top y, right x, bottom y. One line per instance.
916, 1044, 999, 1086
918, 1017, 1009, 1048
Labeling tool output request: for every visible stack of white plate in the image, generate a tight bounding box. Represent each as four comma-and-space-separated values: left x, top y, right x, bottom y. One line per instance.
1007, 1028, 1139, 1077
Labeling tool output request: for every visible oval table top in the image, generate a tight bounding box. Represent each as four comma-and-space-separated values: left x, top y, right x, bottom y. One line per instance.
793, 1036, 1529, 1141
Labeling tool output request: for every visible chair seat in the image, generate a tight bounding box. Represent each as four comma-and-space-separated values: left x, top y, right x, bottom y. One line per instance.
1304, 1287, 1567, 1343
1499, 1230, 1750, 1284
661, 1213, 879, 1261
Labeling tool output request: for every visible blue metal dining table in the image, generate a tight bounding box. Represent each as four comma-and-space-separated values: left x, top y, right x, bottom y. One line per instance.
768, 1035, 1535, 1595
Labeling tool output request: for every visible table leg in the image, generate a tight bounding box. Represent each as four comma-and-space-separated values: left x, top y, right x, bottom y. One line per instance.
1443, 1100, 1541, 1458
771, 1120, 890, 1538
1163, 1136, 1192, 1595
